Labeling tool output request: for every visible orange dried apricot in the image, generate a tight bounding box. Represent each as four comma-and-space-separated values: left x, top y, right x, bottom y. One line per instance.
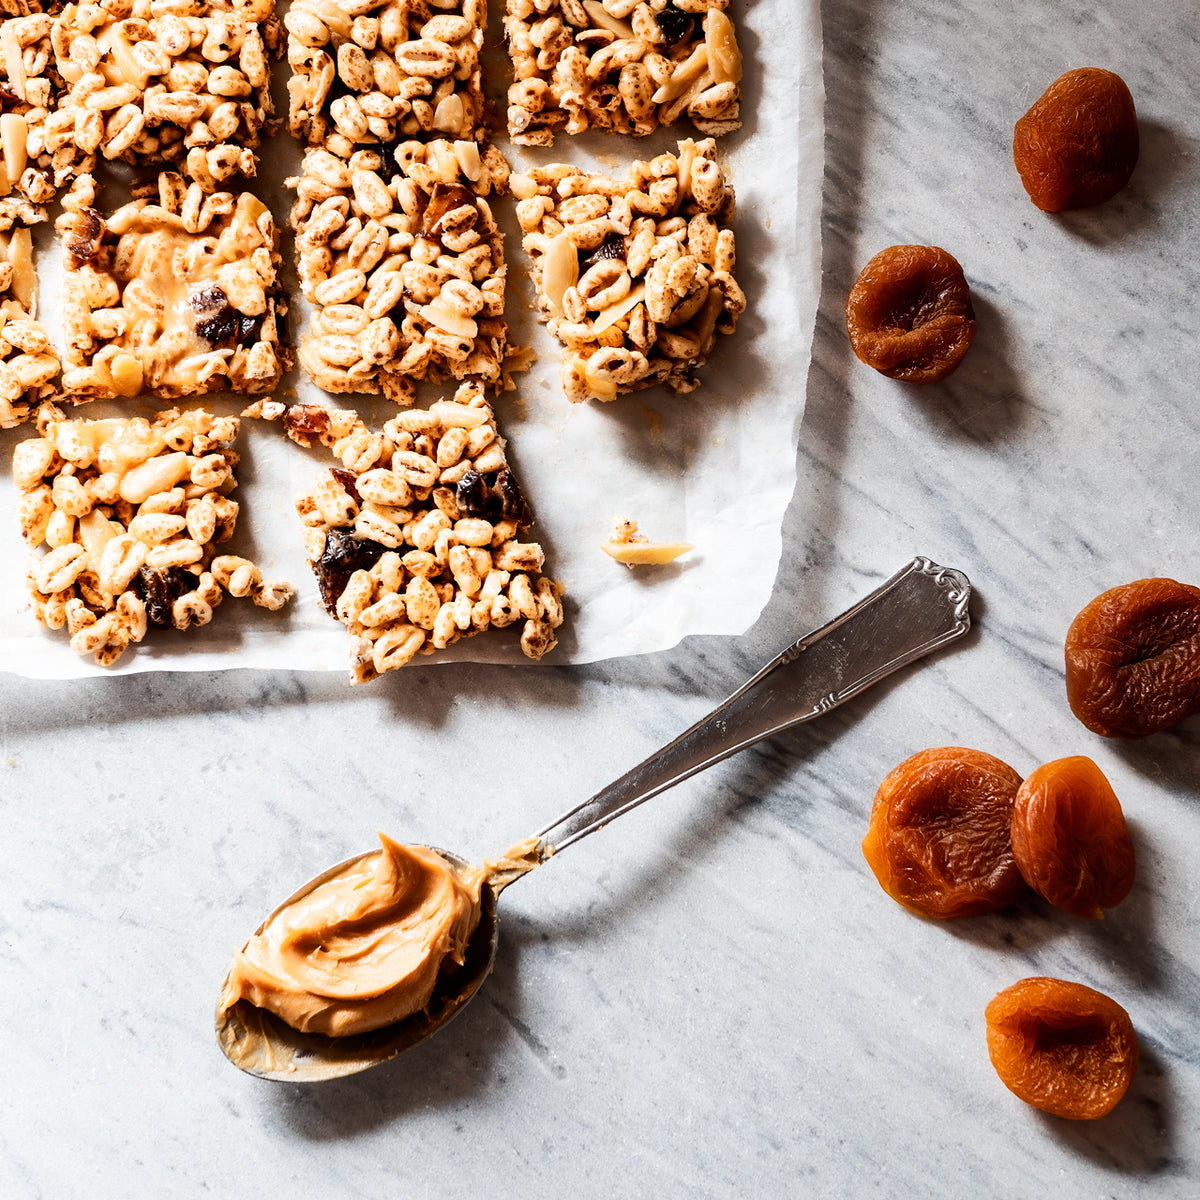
1013, 68, 1138, 212
1065, 578, 1200, 737
1011, 757, 1135, 919
862, 747, 1027, 918
985, 977, 1138, 1119
845, 245, 977, 384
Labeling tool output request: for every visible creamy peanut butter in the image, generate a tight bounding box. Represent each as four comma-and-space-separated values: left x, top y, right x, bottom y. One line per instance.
221, 836, 486, 1038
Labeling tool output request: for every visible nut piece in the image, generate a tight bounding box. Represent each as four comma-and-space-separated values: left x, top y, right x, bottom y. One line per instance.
846, 245, 976, 384
16, 403, 292, 667
515, 137, 742, 403
601, 517, 691, 566
56, 173, 290, 400
504, 0, 742, 146
292, 380, 564, 682
289, 138, 511, 399
1014, 68, 1138, 212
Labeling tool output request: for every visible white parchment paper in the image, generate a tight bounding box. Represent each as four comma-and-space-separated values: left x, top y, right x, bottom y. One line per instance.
0, 0, 824, 678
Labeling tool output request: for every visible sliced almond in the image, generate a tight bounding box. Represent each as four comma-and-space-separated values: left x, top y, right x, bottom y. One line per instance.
705, 10, 742, 85
418, 301, 479, 341
602, 539, 694, 566
541, 232, 580, 318
651, 44, 709, 105
7, 226, 36, 311
592, 281, 646, 334
581, 0, 636, 39
1, 23, 25, 103
0, 113, 28, 187
77, 508, 121, 567
453, 138, 482, 181
433, 93, 467, 137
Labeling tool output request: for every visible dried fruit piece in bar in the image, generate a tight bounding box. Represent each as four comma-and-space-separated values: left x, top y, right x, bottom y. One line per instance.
862, 746, 1028, 918
289, 137, 510, 401
514, 136, 743, 403
504, 0, 742, 146
55, 172, 289, 400
0, 225, 60, 427
986, 977, 1138, 1119
49, 0, 280, 191
0, 9, 95, 218
285, 0, 486, 147
15, 403, 292, 667
283, 382, 563, 683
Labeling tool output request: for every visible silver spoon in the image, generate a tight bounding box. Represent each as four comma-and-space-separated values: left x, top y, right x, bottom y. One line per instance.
217, 557, 971, 1081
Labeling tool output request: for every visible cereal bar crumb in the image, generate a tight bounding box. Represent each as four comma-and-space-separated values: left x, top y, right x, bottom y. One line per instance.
0, 225, 60, 427
294, 381, 564, 682
504, 0, 742, 146
514, 137, 744, 402
289, 138, 511, 399
601, 517, 691, 565
16, 403, 292, 667
55, 173, 290, 401
285, 0, 486, 147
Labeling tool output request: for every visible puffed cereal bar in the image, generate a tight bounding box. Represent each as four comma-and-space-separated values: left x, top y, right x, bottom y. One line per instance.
290, 136, 510, 402
285, 0, 486, 148
0, 226, 61, 426
55, 171, 289, 400
16, 403, 292, 667
504, 0, 741, 146
50, 0, 280, 191
0, 10, 95, 220
272, 381, 563, 682
514, 136, 744, 402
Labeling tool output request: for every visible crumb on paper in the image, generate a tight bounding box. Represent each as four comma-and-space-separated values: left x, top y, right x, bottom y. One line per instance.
601, 518, 692, 567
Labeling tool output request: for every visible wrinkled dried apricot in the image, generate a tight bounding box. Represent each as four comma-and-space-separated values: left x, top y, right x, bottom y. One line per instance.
1065, 578, 1200, 737
1011, 757, 1135, 918
986, 977, 1138, 1119
862, 747, 1027, 918
845, 245, 977, 384
1013, 68, 1138, 212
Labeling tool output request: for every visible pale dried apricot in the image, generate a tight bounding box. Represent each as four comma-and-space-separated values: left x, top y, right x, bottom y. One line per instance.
845, 245, 977, 384
986, 977, 1138, 1119
1013, 68, 1138, 212
1011, 757, 1135, 919
1065, 578, 1200, 737
862, 747, 1027, 918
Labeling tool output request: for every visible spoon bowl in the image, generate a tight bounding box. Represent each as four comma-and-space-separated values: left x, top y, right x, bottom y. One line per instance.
216, 850, 501, 1082
217, 558, 972, 1082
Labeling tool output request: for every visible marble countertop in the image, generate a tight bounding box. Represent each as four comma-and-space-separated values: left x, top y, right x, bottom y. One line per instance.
5, 0, 1199, 1196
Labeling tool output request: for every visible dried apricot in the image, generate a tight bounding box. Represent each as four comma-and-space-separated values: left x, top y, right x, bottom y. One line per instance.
1011, 757, 1135, 918
862, 747, 1027, 918
1065, 578, 1200, 737
986, 977, 1138, 1119
845, 245, 977, 384
1013, 68, 1138, 212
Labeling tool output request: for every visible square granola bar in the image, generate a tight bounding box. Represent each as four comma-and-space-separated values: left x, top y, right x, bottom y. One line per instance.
0, 10, 95, 219
285, 0, 485, 147
266, 382, 562, 682
513, 136, 744, 402
0, 225, 60, 426
504, 0, 742, 146
15, 403, 292, 666
55, 172, 289, 400
290, 136, 510, 401
49, 0, 279, 190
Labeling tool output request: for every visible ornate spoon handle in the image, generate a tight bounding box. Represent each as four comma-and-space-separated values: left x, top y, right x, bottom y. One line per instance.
534, 558, 971, 855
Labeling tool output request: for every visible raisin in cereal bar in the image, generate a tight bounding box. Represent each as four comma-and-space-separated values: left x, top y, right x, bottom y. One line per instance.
291, 137, 509, 401
55, 172, 288, 400
274, 382, 562, 682
0, 9, 95, 219
50, 0, 279, 191
15, 404, 292, 667
0, 226, 60, 426
514, 137, 743, 402
285, 0, 485, 147
505, 0, 741, 146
